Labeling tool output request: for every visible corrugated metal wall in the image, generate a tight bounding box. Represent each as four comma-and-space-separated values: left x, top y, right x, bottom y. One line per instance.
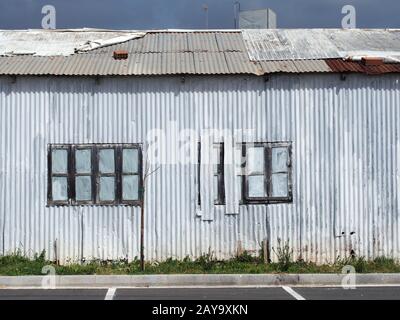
0, 73, 400, 264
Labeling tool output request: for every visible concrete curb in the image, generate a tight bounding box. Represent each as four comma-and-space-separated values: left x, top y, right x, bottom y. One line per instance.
0, 274, 400, 288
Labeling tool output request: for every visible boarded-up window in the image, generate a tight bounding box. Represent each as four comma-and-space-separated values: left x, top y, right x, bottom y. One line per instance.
197, 142, 225, 206
242, 142, 292, 203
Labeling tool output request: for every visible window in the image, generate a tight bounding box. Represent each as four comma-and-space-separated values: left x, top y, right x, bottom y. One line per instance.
241, 142, 292, 203
75, 147, 94, 203
48, 144, 142, 206
213, 143, 225, 205
198, 142, 225, 205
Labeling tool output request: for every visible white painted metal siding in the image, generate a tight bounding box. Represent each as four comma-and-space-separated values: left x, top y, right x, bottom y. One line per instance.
1, 73, 400, 264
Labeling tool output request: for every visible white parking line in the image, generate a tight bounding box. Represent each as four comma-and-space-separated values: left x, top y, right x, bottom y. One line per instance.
282, 286, 306, 300
105, 287, 116, 300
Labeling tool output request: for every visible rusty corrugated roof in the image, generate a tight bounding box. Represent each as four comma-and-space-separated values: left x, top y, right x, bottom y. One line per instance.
326, 59, 400, 75
0, 29, 399, 76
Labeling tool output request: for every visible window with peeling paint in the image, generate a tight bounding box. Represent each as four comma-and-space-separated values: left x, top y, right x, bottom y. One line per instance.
47, 144, 142, 206
242, 142, 292, 203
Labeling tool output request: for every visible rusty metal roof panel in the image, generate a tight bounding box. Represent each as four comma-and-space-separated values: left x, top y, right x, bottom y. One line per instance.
0, 54, 396, 76
1, 30, 400, 76
326, 59, 400, 75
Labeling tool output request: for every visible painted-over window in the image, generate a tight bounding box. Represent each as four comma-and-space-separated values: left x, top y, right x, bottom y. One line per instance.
47, 144, 142, 206
242, 142, 292, 203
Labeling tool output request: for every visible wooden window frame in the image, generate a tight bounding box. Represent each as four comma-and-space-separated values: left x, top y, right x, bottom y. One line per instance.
47, 143, 142, 207
120, 144, 143, 206
72, 145, 96, 205
96, 145, 119, 205
241, 142, 292, 204
47, 144, 72, 206
214, 143, 226, 205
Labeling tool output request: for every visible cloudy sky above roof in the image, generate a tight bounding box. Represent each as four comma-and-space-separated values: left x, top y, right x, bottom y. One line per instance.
0, 0, 399, 29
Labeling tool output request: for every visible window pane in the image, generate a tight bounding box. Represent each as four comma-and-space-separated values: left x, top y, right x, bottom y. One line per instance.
52, 177, 68, 201
248, 175, 265, 198
99, 149, 115, 173
76, 176, 92, 201
122, 175, 139, 201
271, 173, 288, 197
212, 145, 221, 174
272, 147, 288, 173
247, 147, 264, 174
76, 149, 91, 174
213, 174, 219, 202
52, 149, 68, 173
99, 177, 115, 201
122, 148, 138, 173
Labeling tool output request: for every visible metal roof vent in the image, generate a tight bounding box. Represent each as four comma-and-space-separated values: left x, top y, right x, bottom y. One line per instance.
113, 50, 128, 60
361, 57, 384, 66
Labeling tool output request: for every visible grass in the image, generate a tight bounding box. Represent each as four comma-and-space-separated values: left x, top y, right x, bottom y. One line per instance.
1, 250, 400, 275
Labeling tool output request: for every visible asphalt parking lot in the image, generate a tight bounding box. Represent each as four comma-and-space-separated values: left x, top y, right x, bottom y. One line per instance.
0, 286, 400, 300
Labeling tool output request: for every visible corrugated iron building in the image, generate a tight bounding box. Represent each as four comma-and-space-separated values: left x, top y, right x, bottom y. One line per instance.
1, 29, 400, 264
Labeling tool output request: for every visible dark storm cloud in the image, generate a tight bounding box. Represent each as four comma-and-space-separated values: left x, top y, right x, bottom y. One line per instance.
0, 0, 399, 29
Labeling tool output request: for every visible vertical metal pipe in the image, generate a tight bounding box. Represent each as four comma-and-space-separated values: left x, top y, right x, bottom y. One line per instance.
140, 188, 145, 271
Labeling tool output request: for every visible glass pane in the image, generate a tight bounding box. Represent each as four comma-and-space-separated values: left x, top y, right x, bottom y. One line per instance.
213, 174, 219, 202
75, 149, 91, 173
122, 175, 139, 201
248, 175, 265, 198
212, 145, 221, 174
123, 148, 139, 173
52, 177, 68, 201
272, 147, 288, 173
75, 176, 92, 201
99, 149, 115, 173
99, 177, 115, 201
247, 147, 264, 174
52, 149, 68, 173
271, 173, 288, 197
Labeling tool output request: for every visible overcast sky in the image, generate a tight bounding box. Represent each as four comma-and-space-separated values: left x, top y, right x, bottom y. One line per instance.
0, 0, 399, 29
